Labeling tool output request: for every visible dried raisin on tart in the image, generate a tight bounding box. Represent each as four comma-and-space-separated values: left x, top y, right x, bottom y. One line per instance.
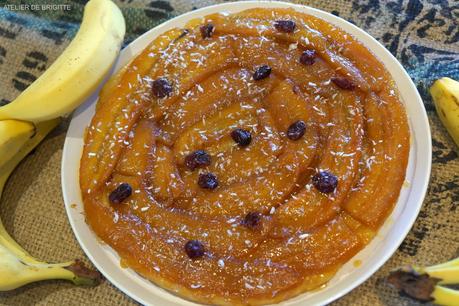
80, 8, 410, 306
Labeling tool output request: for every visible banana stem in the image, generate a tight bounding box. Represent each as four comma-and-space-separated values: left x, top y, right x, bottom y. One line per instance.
27, 260, 101, 286
0, 259, 102, 291
0, 243, 101, 291
64, 259, 102, 286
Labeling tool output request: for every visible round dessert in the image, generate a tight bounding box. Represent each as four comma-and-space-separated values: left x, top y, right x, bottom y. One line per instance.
80, 7, 410, 305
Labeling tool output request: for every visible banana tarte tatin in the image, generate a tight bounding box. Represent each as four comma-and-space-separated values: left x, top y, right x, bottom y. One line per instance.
80, 8, 410, 305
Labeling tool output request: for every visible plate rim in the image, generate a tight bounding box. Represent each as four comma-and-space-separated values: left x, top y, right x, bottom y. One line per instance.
62, 1, 432, 305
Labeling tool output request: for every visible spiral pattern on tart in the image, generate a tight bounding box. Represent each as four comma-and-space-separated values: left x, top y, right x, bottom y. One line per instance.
80, 8, 410, 305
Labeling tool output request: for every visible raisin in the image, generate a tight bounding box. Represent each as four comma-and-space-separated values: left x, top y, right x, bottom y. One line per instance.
312, 171, 338, 194
287, 120, 306, 140
108, 183, 132, 204
185, 150, 211, 171
152, 77, 172, 98
200, 23, 215, 39
331, 77, 355, 90
198, 173, 219, 190
231, 128, 252, 147
184, 240, 205, 259
253, 65, 272, 80
300, 49, 316, 65
274, 20, 296, 33
242, 212, 261, 229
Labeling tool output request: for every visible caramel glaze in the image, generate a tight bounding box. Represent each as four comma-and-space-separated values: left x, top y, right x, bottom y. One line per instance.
80, 8, 410, 305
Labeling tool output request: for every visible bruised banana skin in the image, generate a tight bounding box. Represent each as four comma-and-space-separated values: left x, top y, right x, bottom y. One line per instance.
0, 0, 126, 290
430, 77, 459, 148
0, 0, 125, 123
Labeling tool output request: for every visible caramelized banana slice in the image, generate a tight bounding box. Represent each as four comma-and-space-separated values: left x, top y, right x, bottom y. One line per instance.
115, 120, 157, 177
178, 150, 301, 217
80, 29, 183, 194
173, 101, 258, 163
343, 92, 409, 229
179, 105, 283, 192
207, 13, 369, 91
272, 91, 363, 235
150, 144, 185, 202
158, 68, 277, 144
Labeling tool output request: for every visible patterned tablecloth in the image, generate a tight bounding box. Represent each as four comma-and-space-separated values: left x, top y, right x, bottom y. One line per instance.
0, 0, 458, 305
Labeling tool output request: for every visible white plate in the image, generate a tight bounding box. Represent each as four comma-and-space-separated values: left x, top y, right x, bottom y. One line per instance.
62, 1, 431, 305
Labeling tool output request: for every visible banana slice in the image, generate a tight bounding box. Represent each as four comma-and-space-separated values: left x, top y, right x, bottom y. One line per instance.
430, 77, 459, 147
0, 0, 125, 123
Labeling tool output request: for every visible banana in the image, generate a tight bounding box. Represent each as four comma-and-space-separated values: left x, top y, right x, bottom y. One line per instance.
0, 0, 126, 291
0, 0, 126, 123
0, 244, 99, 291
415, 259, 459, 285
430, 77, 459, 147
0, 119, 103, 290
0, 119, 102, 290
0, 119, 59, 263
0, 120, 34, 169
432, 286, 459, 306
388, 256, 459, 306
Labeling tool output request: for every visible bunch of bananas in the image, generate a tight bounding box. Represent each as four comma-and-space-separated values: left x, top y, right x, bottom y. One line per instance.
0, 0, 125, 290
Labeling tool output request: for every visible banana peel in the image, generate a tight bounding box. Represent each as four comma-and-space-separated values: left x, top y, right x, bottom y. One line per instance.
430, 77, 459, 148
0, 0, 126, 291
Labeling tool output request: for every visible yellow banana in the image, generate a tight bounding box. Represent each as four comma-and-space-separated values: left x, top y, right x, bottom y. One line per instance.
0, 0, 126, 290
388, 256, 459, 306
0, 0, 125, 123
415, 258, 459, 285
0, 120, 34, 168
433, 286, 459, 306
430, 77, 459, 147
0, 119, 102, 290
0, 119, 59, 264
0, 243, 99, 291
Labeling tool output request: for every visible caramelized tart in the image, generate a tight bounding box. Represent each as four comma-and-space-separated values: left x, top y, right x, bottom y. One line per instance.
80, 8, 410, 305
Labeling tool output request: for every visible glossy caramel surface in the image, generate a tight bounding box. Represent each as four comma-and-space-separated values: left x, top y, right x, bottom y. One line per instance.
80, 8, 410, 305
